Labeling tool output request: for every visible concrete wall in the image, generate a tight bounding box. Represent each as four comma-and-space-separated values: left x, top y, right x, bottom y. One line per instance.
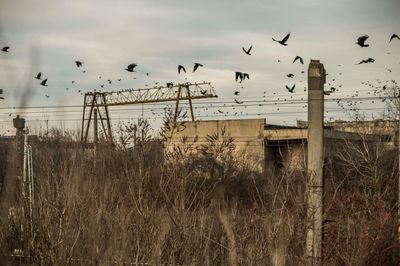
165, 118, 389, 174
165, 119, 266, 171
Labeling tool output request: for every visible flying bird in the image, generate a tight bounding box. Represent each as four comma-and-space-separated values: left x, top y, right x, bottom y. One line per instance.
178, 65, 186, 74
235, 72, 243, 82
35, 72, 42, 80
193, 63, 203, 73
285, 84, 295, 93
242, 73, 250, 80
356, 58, 375, 64
287, 73, 295, 78
217, 109, 224, 113
41, 79, 48, 86
200, 89, 208, 95
389, 34, 399, 42
1, 46, 10, 52
234, 99, 243, 104
242, 45, 252, 55
356, 35, 369, 47
75, 61, 83, 67
125, 63, 137, 72
234, 91, 240, 95
293, 56, 304, 64
272, 32, 290, 46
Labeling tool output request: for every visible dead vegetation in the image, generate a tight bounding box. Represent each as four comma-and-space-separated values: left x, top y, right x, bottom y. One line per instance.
0, 115, 398, 265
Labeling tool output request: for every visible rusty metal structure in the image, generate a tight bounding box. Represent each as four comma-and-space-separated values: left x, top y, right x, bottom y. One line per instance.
80, 82, 217, 144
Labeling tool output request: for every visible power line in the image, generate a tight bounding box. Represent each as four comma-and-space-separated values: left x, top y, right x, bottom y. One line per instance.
0, 95, 396, 110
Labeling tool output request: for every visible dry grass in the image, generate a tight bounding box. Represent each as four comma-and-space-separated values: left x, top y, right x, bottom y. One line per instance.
0, 119, 398, 265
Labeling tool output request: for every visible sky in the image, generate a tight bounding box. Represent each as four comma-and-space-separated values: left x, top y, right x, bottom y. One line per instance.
0, 0, 399, 136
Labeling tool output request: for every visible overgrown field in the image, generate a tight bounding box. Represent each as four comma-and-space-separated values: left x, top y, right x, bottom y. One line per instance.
0, 125, 398, 265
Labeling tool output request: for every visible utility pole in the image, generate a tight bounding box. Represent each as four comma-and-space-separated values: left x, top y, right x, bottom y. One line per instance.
306, 59, 326, 265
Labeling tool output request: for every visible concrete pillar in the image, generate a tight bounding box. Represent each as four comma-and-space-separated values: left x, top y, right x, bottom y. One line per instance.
305, 60, 325, 265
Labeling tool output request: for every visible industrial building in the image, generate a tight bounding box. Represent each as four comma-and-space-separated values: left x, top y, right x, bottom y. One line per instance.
164, 118, 393, 173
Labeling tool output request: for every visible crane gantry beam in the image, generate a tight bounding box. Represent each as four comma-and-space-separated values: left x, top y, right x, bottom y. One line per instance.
80, 82, 217, 145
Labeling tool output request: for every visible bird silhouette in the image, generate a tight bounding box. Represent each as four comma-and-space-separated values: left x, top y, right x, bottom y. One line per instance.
234, 99, 243, 104
293, 56, 304, 64
217, 109, 224, 113
125, 63, 137, 72
166, 82, 173, 88
235, 72, 243, 82
41, 79, 48, 86
45, 94, 50, 98
193, 63, 203, 72
242, 73, 250, 80
178, 65, 186, 74
286, 84, 295, 93
356, 35, 369, 47
108, 79, 112, 84
242, 45, 252, 55
287, 73, 295, 78
356, 58, 375, 64
1, 46, 10, 52
272, 32, 290, 46
200, 89, 207, 95
75, 61, 83, 67
390, 34, 399, 42
234, 91, 240, 95
35, 72, 42, 80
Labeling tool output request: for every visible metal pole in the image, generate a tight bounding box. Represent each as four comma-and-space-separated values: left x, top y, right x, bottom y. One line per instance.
173, 85, 182, 123
101, 93, 113, 143
83, 94, 96, 143
305, 59, 325, 265
186, 85, 195, 122
80, 93, 87, 142
94, 108, 98, 153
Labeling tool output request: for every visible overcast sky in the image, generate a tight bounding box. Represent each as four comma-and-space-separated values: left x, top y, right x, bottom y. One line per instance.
0, 0, 399, 135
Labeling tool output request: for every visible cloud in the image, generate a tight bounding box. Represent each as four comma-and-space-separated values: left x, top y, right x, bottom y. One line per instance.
0, 0, 399, 133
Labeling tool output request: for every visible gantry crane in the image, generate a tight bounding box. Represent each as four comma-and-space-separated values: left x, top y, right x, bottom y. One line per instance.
80, 82, 217, 144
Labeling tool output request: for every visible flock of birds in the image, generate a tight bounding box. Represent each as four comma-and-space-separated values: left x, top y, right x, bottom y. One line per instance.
0, 32, 399, 122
